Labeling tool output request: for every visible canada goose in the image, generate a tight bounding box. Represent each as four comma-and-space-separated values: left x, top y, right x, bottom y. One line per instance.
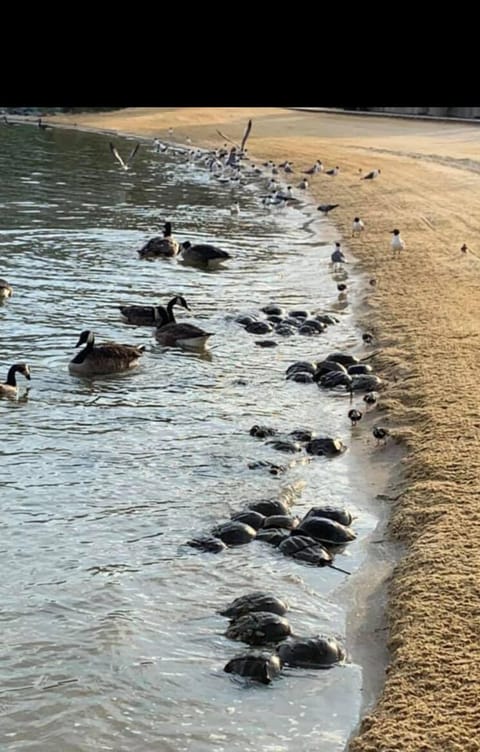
0, 362, 31, 398
181, 241, 231, 269
119, 295, 190, 326
155, 322, 213, 350
69, 331, 146, 376
109, 141, 140, 170
137, 222, 180, 259
0, 278, 13, 299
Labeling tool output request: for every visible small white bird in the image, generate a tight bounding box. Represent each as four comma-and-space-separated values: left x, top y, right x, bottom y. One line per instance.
109, 142, 140, 171
230, 202, 240, 215
391, 229, 405, 256
325, 166, 339, 176
284, 162, 294, 173
352, 217, 365, 235
361, 169, 381, 180
298, 178, 308, 190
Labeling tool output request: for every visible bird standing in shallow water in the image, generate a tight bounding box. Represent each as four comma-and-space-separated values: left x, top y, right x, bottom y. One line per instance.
373, 426, 390, 445
331, 242, 346, 270
348, 409, 363, 426
391, 229, 405, 257
363, 392, 378, 409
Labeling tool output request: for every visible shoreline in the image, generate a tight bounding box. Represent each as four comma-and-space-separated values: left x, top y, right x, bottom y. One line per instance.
39, 108, 480, 751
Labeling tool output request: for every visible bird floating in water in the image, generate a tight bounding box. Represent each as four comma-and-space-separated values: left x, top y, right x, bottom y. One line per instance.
363, 392, 378, 408
391, 229, 405, 256
361, 169, 381, 180
352, 217, 365, 235
1, 362, 31, 399
109, 142, 140, 171
373, 426, 390, 445
461, 243, 468, 254
0, 278, 13, 300
325, 166, 339, 176
348, 409, 363, 426
362, 332, 374, 344
317, 203, 339, 215
337, 283, 347, 292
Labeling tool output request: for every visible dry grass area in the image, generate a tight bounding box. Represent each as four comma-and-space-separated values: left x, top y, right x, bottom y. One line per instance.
50, 108, 480, 751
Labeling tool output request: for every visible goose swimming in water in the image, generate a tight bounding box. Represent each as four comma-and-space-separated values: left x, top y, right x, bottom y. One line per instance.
0, 278, 13, 299
0, 362, 31, 399
119, 295, 190, 326
154, 305, 213, 351
137, 222, 180, 258
69, 331, 146, 376
181, 241, 231, 269
109, 141, 140, 171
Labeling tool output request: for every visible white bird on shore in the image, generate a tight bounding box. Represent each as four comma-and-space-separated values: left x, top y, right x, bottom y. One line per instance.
284, 161, 294, 173
325, 166, 340, 176
304, 160, 323, 175
298, 178, 309, 190
109, 142, 140, 171
352, 217, 365, 235
331, 242, 346, 269
230, 202, 240, 215
361, 169, 381, 180
391, 229, 405, 256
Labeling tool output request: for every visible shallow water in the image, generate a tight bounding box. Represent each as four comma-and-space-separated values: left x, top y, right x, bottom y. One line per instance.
1, 126, 387, 751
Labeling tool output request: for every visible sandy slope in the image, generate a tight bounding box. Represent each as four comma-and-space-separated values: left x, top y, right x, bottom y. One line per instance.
50, 108, 480, 751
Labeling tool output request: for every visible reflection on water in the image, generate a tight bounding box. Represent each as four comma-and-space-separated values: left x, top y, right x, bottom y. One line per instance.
1, 125, 378, 751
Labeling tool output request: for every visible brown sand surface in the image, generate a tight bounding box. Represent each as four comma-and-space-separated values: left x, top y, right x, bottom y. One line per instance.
49, 108, 480, 751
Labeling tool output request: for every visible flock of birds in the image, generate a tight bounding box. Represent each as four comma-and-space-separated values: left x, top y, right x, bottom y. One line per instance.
2, 120, 396, 458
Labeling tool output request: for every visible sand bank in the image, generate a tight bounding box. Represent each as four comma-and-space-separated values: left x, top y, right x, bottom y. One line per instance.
49, 108, 480, 751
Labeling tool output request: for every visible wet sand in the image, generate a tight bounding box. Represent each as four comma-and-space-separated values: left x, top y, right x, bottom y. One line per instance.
48, 108, 480, 751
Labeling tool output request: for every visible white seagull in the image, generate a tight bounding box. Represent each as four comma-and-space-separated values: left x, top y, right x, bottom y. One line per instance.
304, 160, 323, 175
391, 229, 405, 256
109, 142, 140, 171
298, 178, 309, 190
352, 217, 365, 235
361, 169, 381, 180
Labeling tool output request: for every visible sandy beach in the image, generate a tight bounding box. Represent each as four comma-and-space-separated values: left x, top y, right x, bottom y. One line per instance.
48, 107, 480, 751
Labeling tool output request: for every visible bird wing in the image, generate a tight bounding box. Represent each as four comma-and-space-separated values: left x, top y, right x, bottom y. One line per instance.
240, 119, 252, 152
216, 129, 239, 148
361, 171, 374, 180
128, 143, 140, 164
110, 143, 127, 169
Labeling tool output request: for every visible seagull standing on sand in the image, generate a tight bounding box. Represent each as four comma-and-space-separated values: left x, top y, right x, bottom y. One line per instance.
325, 166, 340, 176
304, 160, 323, 175
109, 142, 140, 171
318, 203, 339, 215
352, 217, 365, 235
391, 229, 405, 257
284, 162, 294, 173
331, 242, 346, 270
361, 169, 381, 180
298, 178, 309, 190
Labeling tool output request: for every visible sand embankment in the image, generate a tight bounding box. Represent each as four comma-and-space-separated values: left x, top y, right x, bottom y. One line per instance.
50, 108, 480, 751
